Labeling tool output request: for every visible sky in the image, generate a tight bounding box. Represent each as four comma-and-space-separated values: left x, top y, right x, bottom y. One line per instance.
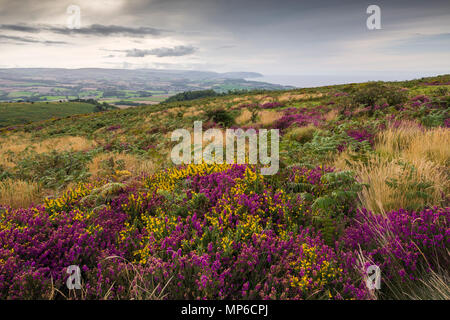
0, 0, 449, 84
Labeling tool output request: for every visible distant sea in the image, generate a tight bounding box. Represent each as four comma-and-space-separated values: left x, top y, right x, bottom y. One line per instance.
249, 72, 443, 88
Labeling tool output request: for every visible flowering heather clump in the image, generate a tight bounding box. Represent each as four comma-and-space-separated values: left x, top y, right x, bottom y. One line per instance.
186, 164, 247, 207
203, 120, 220, 130
260, 102, 284, 109
444, 118, 450, 128
103, 143, 113, 151
142, 144, 156, 151
343, 207, 450, 283
106, 124, 121, 131
424, 81, 450, 86
0, 205, 129, 299
237, 103, 258, 109
411, 95, 431, 103
346, 128, 375, 145
0, 163, 374, 299
0, 159, 447, 300
274, 107, 325, 132
288, 165, 334, 197
143, 162, 233, 192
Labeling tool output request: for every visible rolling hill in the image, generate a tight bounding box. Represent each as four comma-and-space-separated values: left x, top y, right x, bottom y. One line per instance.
0, 74, 448, 300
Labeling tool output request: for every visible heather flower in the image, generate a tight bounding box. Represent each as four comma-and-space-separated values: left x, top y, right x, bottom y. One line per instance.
342, 207, 449, 283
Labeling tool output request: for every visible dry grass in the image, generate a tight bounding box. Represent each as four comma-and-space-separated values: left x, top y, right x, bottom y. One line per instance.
235, 108, 283, 127
260, 97, 276, 105
88, 152, 156, 178
39, 136, 97, 152
376, 124, 450, 166
0, 178, 42, 208
278, 92, 323, 102
230, 99, 254, 110
183, 108, 203, 118
0, 134, 95, 208
324, 109, 339, 122
0, 135, 97, 170
0, 135, 96, 156
236, 109, 252, 125
347, 157, 446, 213
285, 125, 316, 143
257, 110, 283, 126
335, 125, 449, 213
411, 268, 450, 300
0, 133, 31, 168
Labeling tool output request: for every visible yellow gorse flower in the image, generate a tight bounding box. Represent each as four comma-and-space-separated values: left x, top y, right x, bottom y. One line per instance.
44, 183, 94, 215
143, 162, 232, 192
289, 244, 343, 292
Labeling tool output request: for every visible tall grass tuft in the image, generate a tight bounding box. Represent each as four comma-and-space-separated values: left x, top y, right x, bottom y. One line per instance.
0, 178, 41, 208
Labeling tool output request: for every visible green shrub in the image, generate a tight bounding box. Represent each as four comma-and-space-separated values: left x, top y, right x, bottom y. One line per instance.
434, 87, 449, 96
419, 108, 449, 127
15, 150, 93, 189
205, 108, 235, 127
0, 165, 12, 181
351, 83, 408, 108
385, 161, 436, 211
165, 90, 218, 103
99, 157, 125, 177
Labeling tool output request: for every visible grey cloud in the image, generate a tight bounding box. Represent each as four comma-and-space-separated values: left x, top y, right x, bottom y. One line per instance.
0, 0, 449, 74
0, 23, 166, 37
49, 24, 165, 37
0, 34, 68, 45
0, 24, 40, 33
125, 46, 197, 57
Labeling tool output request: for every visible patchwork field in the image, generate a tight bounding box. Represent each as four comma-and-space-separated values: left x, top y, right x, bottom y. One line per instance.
0, 75, 449, 299
0, 101, 98, 127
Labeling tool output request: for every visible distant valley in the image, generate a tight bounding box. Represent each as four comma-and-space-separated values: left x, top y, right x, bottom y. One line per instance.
0, 68, 293, 105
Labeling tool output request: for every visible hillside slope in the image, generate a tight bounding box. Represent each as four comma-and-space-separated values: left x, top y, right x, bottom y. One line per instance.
0, 75, 449, 300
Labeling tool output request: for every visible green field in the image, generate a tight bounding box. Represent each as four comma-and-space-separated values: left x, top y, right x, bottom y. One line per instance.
0, 101, 96, 127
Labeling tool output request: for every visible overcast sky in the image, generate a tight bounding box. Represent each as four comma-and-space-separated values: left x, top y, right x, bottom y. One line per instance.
0, 0, 449, 81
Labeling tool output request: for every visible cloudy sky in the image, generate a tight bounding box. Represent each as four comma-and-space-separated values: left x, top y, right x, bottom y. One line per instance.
0, 0, 449, 82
